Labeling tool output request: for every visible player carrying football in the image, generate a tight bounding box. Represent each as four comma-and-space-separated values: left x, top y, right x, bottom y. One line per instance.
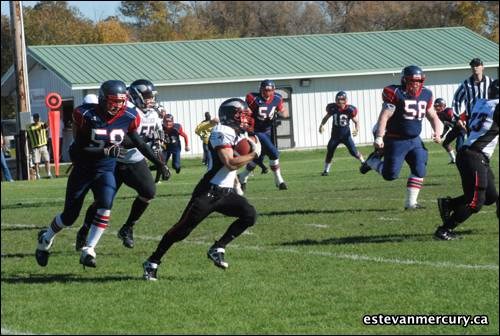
143, 98, 260, 280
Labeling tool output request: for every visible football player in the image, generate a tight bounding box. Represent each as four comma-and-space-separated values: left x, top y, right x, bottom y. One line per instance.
434, 98, 466, 164
435, 79, 499, 240
238, 79, 289, 191
160, 113, 190, 175
360, 65, 443, 210
318, 91, 365, 176
35, 80, 169, 268
75, 79, 170, 251
143, 98, 261, 280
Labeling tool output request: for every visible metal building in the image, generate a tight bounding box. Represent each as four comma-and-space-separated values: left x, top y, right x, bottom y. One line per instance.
1, 27, 498, 158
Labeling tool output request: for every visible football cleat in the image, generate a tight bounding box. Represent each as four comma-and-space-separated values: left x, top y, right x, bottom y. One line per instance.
80, 246, 97, 268
448, 160, 456, 165
404, 203, 426, 210
434, 226, 459, 240
278, 182, 288, 190
360, 152, 376, 174
35, 229, 53, 267
437, 197, 452, 225
321, 171, 329, 176
175, 167, 181, 174
75, 226, 89, 251
207, 245, 228, 269
143, 261, 159, 281
117, 225, 134, 248
261, 167, 269, 174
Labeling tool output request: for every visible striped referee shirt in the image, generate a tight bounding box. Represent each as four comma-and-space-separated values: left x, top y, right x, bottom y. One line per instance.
452, 75, 492, 122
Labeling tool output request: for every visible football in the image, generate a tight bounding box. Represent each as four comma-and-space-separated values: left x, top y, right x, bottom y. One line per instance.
234, 138, 252, 156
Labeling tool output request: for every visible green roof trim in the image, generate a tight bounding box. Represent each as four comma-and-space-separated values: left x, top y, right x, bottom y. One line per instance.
26, 27, 499, 89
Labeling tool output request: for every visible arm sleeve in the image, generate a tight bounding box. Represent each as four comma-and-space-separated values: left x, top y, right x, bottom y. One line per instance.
179, 126, 189, 147
128, 130, 163, 166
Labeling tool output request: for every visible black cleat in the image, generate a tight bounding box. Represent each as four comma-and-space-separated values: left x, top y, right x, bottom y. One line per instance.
207, 245, 228, 269
360, 151, 380, 174
35, 229, 52, 267
117, 225, 134, 248
448, 160, 456, 165
75, 226, 89, 251
261, 167, 269, 174
175, 167, 181, 174
79, 247, 96, 268
321, 171, 329, 176
437, 197, 452, 224
143, 261, 159, 281
434, 226, 459, 240
404, 203, 426, 210
278, 182, 288, 190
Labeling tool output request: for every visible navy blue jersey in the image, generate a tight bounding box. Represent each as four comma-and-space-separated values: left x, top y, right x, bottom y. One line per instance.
246, 92, 284, 133
383, 85, 433, 139
326, 103, 358, 138
163, 123, 188, 150
70, 104, 140, 171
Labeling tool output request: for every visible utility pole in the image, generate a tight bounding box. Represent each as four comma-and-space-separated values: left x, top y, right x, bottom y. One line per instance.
10, 1, 31, 180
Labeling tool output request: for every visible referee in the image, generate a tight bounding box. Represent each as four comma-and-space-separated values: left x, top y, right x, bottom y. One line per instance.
452, 58, 493, 130
26, 113, 52, 179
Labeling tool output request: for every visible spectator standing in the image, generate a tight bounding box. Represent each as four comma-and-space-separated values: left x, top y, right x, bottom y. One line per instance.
26, 113, 52, 179
1, 131, 14, 182
195, 112, 218, 169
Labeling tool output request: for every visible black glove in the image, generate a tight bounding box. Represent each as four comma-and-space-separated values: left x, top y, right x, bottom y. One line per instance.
158, 164, 171, 181
103, 144, 126, 159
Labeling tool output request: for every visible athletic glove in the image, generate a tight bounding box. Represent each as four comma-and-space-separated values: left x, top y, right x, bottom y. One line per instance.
352, 129, 358, 137
248, 136, 262, 158
103, 144, 126, 159
158, 164, 171, 181
319, 125, 325, 134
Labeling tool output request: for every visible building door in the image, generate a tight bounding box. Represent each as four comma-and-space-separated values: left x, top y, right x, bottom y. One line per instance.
274, 87, 295, 149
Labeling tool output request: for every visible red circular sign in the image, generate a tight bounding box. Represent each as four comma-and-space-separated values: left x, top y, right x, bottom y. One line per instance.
45, 92, 62, 109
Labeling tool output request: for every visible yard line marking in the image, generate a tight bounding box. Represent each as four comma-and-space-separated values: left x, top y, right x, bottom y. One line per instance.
2, 224, 497, 271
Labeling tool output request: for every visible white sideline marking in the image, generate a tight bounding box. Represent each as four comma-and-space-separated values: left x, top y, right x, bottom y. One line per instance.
1, 327, 37, 335
304, 224, 329, 228
377, 217, 402, 221
2, 223, 498, 271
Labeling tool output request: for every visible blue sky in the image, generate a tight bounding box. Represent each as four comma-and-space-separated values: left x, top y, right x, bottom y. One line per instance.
1, 1, 122, 21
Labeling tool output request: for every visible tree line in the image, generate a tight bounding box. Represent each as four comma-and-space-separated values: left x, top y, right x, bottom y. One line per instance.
1, 1, 498, 119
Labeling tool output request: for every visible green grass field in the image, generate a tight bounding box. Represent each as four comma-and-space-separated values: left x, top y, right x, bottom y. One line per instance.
1, 143, 498, 335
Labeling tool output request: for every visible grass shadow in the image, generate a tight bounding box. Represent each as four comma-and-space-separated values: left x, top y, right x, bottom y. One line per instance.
280, 229, 477, 246
1, 273, 138, 284
260, 208, 398, 217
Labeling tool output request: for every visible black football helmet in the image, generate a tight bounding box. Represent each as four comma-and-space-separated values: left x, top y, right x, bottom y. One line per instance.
401, 65, 426, 97
218, 98, 253, 132
488, 79, 499, 99
99, 80, 128, 116
260, 79, 276, 99
129, 79, 157, 109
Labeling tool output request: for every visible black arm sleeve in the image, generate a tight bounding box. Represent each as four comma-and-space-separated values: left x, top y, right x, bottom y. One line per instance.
128, 131, 163, 166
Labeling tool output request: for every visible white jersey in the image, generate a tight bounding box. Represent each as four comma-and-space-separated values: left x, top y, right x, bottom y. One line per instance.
118, 103, 163, 164
205, 124, 246, 188
464, 98, 499, 159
